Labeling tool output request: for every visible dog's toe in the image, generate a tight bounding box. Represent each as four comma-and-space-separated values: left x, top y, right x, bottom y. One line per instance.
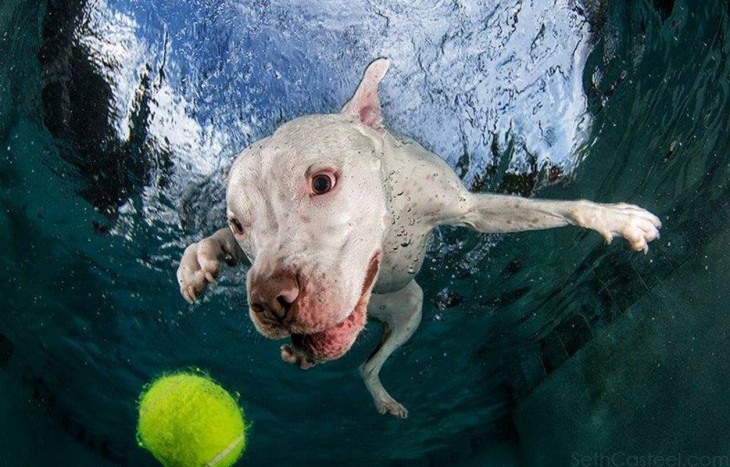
280, 344, 316, 370
377, 399, 408, 418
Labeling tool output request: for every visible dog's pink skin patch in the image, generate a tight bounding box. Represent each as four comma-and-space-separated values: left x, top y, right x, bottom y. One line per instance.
287, 280, 343, 334
291, 297, 368, 361
291, 253, 381, 362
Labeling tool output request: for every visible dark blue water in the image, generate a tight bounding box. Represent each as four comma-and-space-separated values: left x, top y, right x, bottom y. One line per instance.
1, 0, 728, 465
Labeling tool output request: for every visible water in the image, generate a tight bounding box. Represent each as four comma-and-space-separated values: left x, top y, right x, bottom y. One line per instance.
0, 0, 728, 465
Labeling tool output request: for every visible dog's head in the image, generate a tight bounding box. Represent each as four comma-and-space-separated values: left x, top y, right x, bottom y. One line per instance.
225, 59, 391, 362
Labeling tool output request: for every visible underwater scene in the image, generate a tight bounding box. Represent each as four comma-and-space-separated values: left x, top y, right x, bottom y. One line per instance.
1, 0, 729, 465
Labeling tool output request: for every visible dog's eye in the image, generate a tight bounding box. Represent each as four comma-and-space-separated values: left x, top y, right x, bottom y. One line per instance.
229, 218, 244, 235
310, 172, 336, 195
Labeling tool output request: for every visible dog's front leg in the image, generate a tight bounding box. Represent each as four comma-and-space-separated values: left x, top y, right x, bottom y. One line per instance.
176, 227, 243, 303
437, 193, 662, 253
361, 281, 423, 418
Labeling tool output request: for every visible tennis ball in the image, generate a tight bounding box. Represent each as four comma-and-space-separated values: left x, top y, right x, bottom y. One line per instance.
137, 371, 247, 467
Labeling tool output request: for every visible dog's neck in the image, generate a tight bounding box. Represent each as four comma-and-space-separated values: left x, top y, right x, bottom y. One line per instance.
370, 131, 437, 294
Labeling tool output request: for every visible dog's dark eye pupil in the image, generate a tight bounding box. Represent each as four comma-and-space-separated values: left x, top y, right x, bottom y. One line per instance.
312, 175, 332, 194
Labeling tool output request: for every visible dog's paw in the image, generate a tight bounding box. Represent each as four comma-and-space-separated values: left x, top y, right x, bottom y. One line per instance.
375, 397, 408, 419
176, 238, 222, 303
280, 344, 316, 370
574, 202, 662, 253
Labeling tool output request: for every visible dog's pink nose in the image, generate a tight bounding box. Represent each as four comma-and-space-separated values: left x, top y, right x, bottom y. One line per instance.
249, 273, 300, 321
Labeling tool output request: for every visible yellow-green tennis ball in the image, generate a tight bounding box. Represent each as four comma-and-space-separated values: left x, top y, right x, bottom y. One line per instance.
137, 372, 247, 467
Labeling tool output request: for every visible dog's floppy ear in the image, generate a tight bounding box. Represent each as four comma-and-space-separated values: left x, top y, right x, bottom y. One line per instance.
341, 58, 390, 134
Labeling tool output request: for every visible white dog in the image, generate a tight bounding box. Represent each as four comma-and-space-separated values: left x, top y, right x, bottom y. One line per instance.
177, 59, 661, 418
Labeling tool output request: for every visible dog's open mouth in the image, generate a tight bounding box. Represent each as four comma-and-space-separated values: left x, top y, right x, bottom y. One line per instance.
290, 252, 381, 362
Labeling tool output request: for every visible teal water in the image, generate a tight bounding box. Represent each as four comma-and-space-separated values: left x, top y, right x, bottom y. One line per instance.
1, 0, 729, 465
